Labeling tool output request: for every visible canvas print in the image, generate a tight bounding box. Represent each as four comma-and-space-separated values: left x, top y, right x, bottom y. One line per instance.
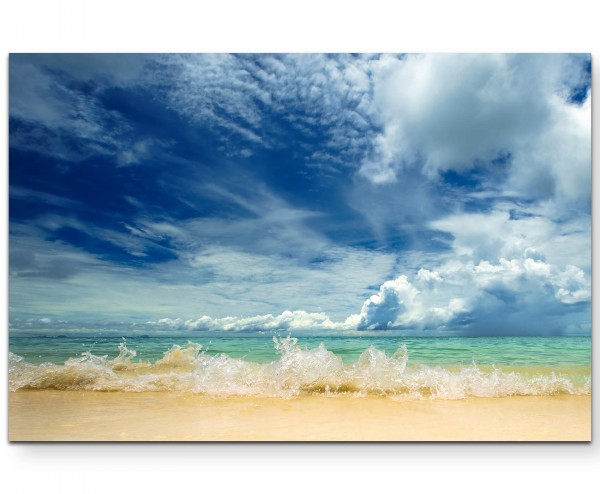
8, 53, 591, 441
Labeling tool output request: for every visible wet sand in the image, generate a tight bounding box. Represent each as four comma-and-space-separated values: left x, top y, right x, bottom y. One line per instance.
8, 390, 591, 441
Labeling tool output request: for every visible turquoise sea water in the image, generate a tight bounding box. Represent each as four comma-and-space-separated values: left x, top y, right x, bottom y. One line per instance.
8, 335, 591, 399
9, 335, 591, 367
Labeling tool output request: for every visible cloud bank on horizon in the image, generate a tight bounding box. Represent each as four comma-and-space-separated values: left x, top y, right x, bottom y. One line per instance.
9, 53, 591, 335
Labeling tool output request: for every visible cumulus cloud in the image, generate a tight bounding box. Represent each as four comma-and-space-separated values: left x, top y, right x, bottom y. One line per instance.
12, 228, 590, 335
347, 274, 467, 330
359, 53, 591, 210
147, 311, 347, 332
141, 250, 589, 335
429, 206, 591, 272
350, 255, 589, 333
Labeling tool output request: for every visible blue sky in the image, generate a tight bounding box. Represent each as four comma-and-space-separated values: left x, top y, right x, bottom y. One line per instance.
8, 53, 591, 335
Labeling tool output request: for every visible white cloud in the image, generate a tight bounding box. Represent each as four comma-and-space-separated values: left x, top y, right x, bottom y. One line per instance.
151, 54, 379, 166
359, 53, 591, 212
429, 206, 591, 272
353, 275, 446, 330
139, 246, 589, 335
9, 186, 82, 210
506, 93, 591, 208
116, 139, 157, 166
9, 55, 159, 165
132, 179, 332, 263
416, 268, 443, 283
148, 310, 347, 332
9, 221, 397, 326
10, 218, 590, 335
12, 54, 152, 86
352, 273, 465, 330
8, 54, 590, 336
350, 254, 589, 333
9, 53, 380, 171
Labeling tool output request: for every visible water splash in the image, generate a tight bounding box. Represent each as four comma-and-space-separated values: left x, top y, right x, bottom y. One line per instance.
8, 336, 590, 399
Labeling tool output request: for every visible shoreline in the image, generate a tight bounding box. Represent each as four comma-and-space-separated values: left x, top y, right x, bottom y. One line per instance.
8, 390, 591, 442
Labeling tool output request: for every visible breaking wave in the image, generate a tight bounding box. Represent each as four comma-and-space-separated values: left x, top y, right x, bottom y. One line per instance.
8, 336, 590, 399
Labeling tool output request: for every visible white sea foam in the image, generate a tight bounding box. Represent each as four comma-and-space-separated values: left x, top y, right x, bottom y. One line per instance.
8, 336, 591, 399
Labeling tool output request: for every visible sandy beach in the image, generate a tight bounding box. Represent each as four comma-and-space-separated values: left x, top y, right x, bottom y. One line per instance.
8, 390, 591, 441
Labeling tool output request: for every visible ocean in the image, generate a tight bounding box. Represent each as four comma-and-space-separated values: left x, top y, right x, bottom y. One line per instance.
8, 335, 591, 400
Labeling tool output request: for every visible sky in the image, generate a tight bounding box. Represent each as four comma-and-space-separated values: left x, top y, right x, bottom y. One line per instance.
8, 53, 591, 336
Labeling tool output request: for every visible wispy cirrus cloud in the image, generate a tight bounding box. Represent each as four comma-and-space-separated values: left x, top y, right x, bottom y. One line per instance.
10, 54, 164, 166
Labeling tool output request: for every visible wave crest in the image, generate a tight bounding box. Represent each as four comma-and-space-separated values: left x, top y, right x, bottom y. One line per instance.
8, 336, 590, 399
